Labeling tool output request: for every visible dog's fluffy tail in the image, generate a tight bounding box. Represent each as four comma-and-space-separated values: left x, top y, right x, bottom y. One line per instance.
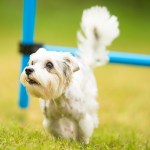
77, 6, 120, 68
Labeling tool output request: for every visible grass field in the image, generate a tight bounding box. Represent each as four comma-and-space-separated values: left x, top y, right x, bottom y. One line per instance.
0, 0, 150, 149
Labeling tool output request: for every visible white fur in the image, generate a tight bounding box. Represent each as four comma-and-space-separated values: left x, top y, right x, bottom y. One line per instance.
78, 6, 119, 67
20, 6, 119, 144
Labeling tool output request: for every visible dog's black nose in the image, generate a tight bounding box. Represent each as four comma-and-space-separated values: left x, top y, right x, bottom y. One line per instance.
25, 68, 34, 75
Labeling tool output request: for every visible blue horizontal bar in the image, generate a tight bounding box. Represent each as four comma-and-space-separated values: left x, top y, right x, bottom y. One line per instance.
108, 51, 150, 67
43, 45, 150, 67
44, 45, 79, 57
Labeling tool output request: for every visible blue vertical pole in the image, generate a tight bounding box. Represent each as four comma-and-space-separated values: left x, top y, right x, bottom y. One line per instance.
19, 0, 37, 108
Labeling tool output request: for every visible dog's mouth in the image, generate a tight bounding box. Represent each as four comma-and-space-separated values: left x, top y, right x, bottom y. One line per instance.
26, 77, 40, 85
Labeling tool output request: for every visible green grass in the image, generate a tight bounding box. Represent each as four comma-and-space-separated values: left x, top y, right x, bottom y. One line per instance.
0, 122, 149, 150
0, 0, 150, 149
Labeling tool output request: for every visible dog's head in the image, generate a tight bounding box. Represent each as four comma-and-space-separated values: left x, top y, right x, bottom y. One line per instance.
20, 48, 79, 100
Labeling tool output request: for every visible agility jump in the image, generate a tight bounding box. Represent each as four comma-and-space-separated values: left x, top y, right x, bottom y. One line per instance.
19, 0, 150, 108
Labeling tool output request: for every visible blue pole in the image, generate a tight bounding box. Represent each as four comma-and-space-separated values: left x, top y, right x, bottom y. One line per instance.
43, 45, 79, 57
43, 45, 150, 67
19, 0, 37, 108
108, 51, 150, 67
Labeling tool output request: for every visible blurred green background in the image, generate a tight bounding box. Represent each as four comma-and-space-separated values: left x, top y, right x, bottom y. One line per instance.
0, 0, 150, 149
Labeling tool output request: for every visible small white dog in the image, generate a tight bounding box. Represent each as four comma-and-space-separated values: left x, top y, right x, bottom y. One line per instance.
20, 6, 119, 144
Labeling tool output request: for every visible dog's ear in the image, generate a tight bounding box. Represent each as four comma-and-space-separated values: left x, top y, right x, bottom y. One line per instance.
63, 53, 80, 73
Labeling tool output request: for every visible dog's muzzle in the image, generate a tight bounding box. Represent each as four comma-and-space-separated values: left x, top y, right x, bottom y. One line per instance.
25, 68, 40, 85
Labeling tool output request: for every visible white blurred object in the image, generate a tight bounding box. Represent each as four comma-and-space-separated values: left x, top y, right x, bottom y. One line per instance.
78, 6, 120, 68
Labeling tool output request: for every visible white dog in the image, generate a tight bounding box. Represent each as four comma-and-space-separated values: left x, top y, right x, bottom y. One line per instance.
20, 6, 119, 144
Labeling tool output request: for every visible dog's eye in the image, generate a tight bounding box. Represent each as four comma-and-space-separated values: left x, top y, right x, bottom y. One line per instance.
46, 62, 53, 69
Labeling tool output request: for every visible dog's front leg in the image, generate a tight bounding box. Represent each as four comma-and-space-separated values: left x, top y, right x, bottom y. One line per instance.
77, 113, 95, 144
